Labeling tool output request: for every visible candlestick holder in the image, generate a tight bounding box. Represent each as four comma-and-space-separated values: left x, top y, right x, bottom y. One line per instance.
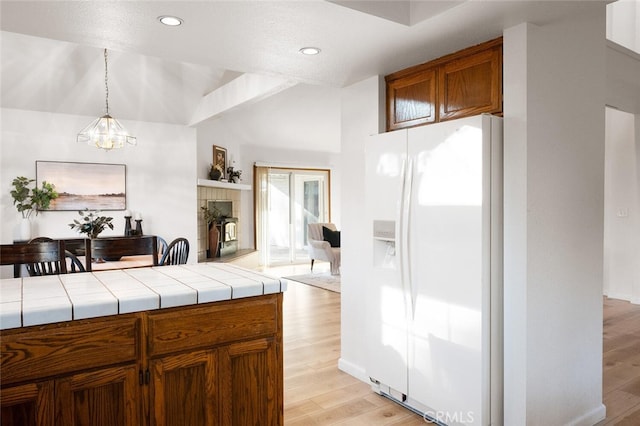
124, 215, 133, 236
135, 219, 143, 236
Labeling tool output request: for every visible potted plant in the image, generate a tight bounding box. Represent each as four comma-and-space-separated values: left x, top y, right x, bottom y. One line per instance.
69, 209, 114, 239
10, 176, 59, 240
201, 205, 221, 258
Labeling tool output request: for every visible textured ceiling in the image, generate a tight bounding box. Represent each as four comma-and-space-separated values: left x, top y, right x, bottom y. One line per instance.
0, 1, 609, 125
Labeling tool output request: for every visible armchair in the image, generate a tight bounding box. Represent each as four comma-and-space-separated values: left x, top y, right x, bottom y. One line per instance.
307, 222, 341, 275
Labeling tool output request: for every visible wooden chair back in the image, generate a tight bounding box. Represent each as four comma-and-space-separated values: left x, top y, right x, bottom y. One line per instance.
156, 236, 169, 258
66, 251, 86, 273
159, 238, 190, 265
87, 236, 158, 272
1, 241, 68, 275
27, 237, 86, 274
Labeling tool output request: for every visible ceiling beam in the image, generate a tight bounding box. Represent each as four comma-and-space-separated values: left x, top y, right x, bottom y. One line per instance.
189, 73, 297, 126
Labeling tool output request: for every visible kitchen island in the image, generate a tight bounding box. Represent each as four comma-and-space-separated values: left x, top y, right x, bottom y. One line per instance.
0, 263, 286, 425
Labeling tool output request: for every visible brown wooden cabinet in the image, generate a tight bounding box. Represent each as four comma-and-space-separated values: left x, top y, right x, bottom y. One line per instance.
387, 68, 437, 130
150, 350, 218, 426
219, 337, 280, 425
438, 44, 502, 121
55, 365, 141, 425
0, 381, 54, 426
386, 37, 503, 131
1, 294, 283, 426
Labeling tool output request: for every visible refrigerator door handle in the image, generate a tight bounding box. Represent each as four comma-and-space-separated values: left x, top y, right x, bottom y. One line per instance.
402, 157, 415, 320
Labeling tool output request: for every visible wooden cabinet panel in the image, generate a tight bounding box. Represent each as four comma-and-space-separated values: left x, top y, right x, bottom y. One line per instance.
1, 294, 283, 425
0, 381, 54, 426
149, 350, 218, 426
439, 45, 502, 121
219, 338, 281, 426
147, 295, 278, 357
385, 37, 502, 131
387, 69, 437, 131
1, 315, 140, 385
55, 365, 140, 426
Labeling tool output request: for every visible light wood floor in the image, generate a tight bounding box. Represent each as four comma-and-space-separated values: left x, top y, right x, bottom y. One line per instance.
597, 297, 640, 425
281, 277, 426, 425
268, 264, 640, 425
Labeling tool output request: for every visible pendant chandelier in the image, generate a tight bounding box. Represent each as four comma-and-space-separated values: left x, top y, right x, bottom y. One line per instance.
77, 49, 136, 150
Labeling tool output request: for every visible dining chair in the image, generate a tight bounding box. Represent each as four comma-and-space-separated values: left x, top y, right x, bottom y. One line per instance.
159, 238, 189, 265
157, 236, 168, 259
1, 240, 68, 275
27, 237, 86, 275
87, 236, 158, 272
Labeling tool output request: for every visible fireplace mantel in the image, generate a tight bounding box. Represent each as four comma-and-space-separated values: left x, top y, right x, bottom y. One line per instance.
197, 178, 251, 191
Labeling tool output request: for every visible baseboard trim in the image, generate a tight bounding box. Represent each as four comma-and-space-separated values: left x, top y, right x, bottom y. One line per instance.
605, 292, 633, 303
567, 404, 606, 426
338, 358, 368, 384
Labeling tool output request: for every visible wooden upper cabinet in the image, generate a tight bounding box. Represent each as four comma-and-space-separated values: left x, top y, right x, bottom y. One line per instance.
438, 44, 502, 121
387, 68, 437, 131
386, 37, 502, 131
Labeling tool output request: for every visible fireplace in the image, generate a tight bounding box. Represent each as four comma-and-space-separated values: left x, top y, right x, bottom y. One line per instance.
209, 200, 238, 257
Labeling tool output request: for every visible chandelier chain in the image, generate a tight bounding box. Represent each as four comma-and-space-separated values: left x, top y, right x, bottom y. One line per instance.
104, 48, 109, 114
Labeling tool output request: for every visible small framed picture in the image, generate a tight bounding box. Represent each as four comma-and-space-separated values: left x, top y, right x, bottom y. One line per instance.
212, 146, 227, 180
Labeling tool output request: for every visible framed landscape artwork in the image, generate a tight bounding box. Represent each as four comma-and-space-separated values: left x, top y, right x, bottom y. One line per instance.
212, 145, 227, 180
36, 161, 126, 211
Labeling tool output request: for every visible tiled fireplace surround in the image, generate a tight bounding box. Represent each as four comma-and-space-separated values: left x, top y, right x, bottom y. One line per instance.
197, 186, 243, 262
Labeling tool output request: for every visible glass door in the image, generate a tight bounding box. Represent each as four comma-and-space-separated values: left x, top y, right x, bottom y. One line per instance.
266, 168, 329, 266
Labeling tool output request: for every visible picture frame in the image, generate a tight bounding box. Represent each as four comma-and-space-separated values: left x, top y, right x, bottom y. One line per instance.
212, 145, 227, 180
36, 161, 126, 211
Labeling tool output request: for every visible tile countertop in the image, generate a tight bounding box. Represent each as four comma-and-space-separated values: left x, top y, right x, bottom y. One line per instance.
0, 263, 287, 330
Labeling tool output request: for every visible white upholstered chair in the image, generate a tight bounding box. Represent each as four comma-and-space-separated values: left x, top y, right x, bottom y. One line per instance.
307, 222, 341, 275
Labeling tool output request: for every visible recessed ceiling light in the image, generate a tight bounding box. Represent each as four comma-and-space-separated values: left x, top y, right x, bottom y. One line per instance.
158, 15, 183, 26
299, 47, 321, 55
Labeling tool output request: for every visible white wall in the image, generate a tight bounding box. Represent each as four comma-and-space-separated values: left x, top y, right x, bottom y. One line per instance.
0, 108, 198, 278
604, 107, 640, 303
503, 5, 606, 425
337, 75, 385, 382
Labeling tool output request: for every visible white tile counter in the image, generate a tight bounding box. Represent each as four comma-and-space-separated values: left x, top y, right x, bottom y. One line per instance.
0, 263, 287, 330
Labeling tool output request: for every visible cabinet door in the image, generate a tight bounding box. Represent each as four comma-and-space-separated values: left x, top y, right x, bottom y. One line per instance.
219, 337, 282, 426
438, 45, 502, 121
55, 365, 140, 426
387, 68, 437, 131
1, 381, 54, 426
149, 350, 218, 426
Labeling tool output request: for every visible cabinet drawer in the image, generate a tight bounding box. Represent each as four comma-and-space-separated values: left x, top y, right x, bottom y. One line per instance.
147, 294, 280, 357
1, 314, 140, 385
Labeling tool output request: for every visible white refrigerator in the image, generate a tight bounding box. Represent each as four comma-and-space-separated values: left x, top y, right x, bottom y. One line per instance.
364, 114, 503, 426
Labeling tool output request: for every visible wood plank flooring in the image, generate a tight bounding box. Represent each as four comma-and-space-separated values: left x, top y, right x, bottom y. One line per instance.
281, 279, 425, 425
273, 263, 640, 425
598, 297, 640, 425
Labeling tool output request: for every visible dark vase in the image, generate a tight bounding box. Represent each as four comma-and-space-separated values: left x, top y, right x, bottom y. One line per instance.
208, 225, 220, 258
209, 169, 222, 181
